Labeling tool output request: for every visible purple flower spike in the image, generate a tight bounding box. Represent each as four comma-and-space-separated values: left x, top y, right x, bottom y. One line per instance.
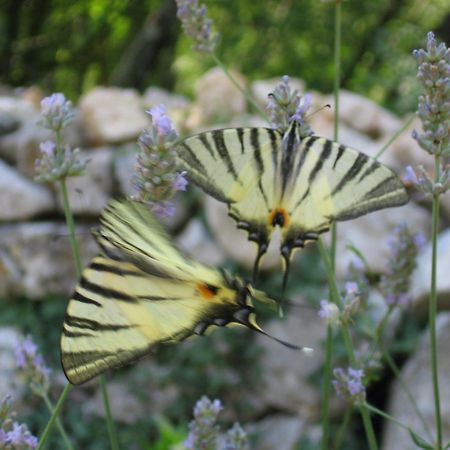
132, 104, 185, 214
40, 93, 75, 131
176, 0, 219, 53
333, 366, 366, 405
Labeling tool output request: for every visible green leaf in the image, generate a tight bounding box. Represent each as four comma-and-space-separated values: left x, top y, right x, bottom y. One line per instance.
408, 429, 434, 450
444, 441, 450, 450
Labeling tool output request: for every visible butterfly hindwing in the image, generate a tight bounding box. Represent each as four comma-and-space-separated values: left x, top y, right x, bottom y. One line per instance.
60, 200, 266, 385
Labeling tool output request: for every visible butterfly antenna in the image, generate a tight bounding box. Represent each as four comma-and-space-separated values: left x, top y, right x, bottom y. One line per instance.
305, 103, 331, 120
257, 327, 313, 353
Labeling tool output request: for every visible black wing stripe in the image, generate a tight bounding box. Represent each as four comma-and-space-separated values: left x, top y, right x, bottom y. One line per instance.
331, 152, 369, 196
250, 129, 270, 206
333, 144, 346, 169
293, 136, 319, 183
73, 291, 102, 308
212, 130, 239, 180
136, 295, 183, 301
281, 124, 298, 195
199, 134, 216, 159
268, 128, 280, 171
89, 261, 145, 278
357, 160, 380, 183
237, 128, 245, 154
61, 327, 93, 338
64, 315, 135, 332
250, 128, 264, 175
79, 278, 138, 303
308, 139, 333, 184
362, 176, 400, 201
178, 142, 208, 175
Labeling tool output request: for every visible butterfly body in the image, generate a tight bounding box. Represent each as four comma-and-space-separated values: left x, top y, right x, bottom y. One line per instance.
176, 121, 408, 284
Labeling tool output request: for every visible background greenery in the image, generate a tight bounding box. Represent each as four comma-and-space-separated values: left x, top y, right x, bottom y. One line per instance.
1, 0, 449, 114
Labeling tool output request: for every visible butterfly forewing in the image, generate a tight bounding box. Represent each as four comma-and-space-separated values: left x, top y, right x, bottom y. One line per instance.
60, 200, 268, 385
177, 127, 281, 222
283, 136, 408, 234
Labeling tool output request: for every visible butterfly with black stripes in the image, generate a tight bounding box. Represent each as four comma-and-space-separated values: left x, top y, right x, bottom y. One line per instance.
176, 120, 408, 291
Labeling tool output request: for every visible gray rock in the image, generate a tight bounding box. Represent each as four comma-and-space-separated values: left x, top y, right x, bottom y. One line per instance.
0, 327, 26, 414
113, 144, 139, 197
328, 201, 430, 278
55, 147, 114, 215
255, 306, 325, 418
323, 90, 402, 141
176, 218, 226, 267
382, 313, 450, 450
205, 196, 282, 272
0, 222, 97, 299
0, 112, 20, 136
193, 67, 247, 125
0, 159, 54, 220
79, 87, 149, 145
247, 415, 305, 450
410, 228, 450, 314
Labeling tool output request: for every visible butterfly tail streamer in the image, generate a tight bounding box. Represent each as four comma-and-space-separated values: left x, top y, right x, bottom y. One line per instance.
251, 244, 267, 286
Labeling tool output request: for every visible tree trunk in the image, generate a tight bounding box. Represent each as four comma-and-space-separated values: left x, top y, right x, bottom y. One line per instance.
110, 0, 179, 91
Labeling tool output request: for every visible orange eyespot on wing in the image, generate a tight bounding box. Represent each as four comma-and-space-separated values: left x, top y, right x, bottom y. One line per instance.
196, 282, 219, 300
268, 208, 290, 228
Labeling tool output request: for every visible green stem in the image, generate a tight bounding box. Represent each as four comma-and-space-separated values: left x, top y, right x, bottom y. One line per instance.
37, 384, 71, 450
212, 52, 267, 119
381, 345, 433, 441
430, 156, 442, 448
365, 403, 416, 433
320, 325, 333, 450
42, 393, 74, 450
38, 178, 120, 449
333, 406, 352, 450
374, 114, 415, 160
318, 240, 379, 450
333, 0, 341, 143
100, 377, 120, 450
59, 179, 82, 277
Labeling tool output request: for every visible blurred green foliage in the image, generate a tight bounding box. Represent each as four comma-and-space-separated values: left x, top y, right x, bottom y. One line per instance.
1, 0, 449, 114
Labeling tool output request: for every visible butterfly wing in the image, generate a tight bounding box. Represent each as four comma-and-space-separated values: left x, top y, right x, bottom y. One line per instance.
176, 125, 408, 287
176, 127, 283, 277
60, 200, 266, 385
280, 135, 409, 249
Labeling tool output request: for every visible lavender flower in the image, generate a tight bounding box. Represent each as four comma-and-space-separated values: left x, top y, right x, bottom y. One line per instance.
184, 396, 222, 450
333, 367, 366, 405
184, 396, 249, 450
267, 76, 313, 136
35, 140, 86, 183
412, 32, 450, 157
40, 93, 75, 132
15, 335, 51, 395
222, 423, 249, 450
380, 224, 424, 306
35, 93, 86, 183
340, 281, 361, 323
318, 299, 340, 326
0, 396, 38, 449
132, 104, 187, 217
176, 0, 219, 53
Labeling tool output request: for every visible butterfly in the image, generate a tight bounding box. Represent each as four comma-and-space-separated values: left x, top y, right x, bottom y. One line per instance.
60, 199, 302, 385
175, 120, 408, 291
